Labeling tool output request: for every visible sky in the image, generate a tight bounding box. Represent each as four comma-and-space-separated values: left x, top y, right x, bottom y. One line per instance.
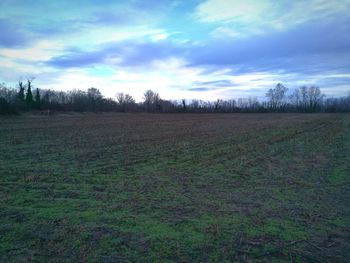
0, 0, 350, 101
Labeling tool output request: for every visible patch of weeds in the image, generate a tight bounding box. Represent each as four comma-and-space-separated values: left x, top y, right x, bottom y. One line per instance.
246, 218, 308, 242
328, 164, 348, 184
328, 217, 350, 228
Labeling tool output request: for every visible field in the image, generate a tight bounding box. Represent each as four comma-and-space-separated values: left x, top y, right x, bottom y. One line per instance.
0, 113, 349, 262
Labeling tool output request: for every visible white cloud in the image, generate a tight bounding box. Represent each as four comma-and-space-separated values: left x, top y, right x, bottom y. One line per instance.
195, 0, 269, 24
196, 0, 350, 38
150, 33, 169, 41
68, 27, 171, 47
0, 40, 64, 62
210, 27, 244, 39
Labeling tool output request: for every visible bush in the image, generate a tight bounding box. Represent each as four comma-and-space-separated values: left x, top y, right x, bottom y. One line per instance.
0, 97, 17, 114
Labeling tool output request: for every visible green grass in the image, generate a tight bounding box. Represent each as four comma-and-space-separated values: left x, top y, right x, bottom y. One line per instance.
0, 113, 349, 262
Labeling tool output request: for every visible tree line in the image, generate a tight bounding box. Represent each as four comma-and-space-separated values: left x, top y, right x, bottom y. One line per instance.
0, 80, 349, 114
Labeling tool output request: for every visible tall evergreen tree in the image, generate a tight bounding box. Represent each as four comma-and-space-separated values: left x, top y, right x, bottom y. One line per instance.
25, 80, 33, 105
17, 81, 25, 101
182, 99, 187, 112
35, 88, 41, 109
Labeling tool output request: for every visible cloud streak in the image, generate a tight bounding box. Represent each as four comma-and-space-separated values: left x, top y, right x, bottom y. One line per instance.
0, 19, 32, 48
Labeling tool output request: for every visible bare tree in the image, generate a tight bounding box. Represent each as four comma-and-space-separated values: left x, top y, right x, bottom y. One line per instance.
143, 90, 161, 112
0, 83, 17, 102
17, 80, 25, 101
307, 86, 324, 112
116, 92, 135, 112
87, 87, 103, 111
291, 86, 324, 112
116, 93, 135, 104
289, 89, 298, 109
300, 86, 308, 112
266, 83, 288, 111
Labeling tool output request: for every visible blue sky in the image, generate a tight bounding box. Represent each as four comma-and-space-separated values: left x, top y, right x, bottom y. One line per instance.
0, 0, 349, 101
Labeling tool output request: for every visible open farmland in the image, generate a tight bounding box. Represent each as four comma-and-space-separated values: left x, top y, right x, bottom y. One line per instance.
0, 113, 349, 262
